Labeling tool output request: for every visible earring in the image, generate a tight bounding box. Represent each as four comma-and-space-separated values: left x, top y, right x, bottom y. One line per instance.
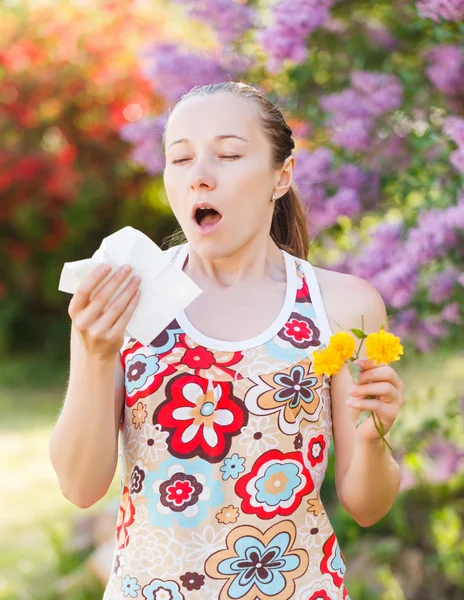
272, 192, 278, 201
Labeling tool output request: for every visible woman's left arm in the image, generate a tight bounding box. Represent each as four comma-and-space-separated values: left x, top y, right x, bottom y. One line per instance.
328, 275, 404, 527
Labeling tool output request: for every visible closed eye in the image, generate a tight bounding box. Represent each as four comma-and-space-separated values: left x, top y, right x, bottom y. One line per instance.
172, 155, 241, 165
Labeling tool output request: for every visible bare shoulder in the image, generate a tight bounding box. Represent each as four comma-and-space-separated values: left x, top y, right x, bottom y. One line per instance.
313, 266, 386, 334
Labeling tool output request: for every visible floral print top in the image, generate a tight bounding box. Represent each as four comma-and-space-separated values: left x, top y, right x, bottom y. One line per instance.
103, 243, 350, 600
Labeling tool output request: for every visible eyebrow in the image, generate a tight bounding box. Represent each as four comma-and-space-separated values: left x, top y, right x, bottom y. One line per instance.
167, 134, 249, 149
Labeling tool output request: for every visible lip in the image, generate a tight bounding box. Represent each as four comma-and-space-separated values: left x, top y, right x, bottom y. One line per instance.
191, 201, 222, 220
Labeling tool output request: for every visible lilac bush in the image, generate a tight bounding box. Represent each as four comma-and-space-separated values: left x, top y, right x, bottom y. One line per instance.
120, 0, 464, 358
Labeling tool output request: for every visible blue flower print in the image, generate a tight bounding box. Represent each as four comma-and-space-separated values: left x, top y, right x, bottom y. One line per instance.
144, 455, 224, 529
121, 574, 141, 598
142, 578, 184, 600
125, 352, 161, 394
255, 461, 302, 506
220, 453, 246, 480
205, 521, 308, 600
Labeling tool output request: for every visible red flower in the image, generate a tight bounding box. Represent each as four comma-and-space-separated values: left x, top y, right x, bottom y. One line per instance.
116, 486, 136, 550
307, 434, 327, 467
277, 313, 321, 349
167, 479, 195, 503
154, 373, 248, 463
321, 533, 345, 588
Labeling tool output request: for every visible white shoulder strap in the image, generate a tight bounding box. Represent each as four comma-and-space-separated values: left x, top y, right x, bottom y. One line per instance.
300, 259, 334, 347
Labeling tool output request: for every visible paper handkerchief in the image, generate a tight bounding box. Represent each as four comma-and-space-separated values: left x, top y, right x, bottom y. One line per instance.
58, 226, 202, 346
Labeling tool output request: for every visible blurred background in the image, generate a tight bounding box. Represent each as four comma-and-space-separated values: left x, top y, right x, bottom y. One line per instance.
1, 0, 463, 598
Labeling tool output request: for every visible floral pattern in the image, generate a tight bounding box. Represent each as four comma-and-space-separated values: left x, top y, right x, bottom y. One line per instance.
205, 520, 308, 600
154, 373, 248, 462
244, 358, 325, 434
122, 343, 176, 406
321, 533, 346, 589
104, 248, 346, 599
144, 456, 224, 528
278, 312, 321, 349
116, 485, 136, 550
159, 332, 244, 380
236, 450, 314, 519
220, 453, 246, 480
141, 578, 185, 600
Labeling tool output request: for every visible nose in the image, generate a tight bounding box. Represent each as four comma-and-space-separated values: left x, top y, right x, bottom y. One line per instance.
189, 160, 217, 193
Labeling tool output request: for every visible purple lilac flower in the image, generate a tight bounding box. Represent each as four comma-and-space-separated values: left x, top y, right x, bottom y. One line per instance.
425, 45, 464, 96
138, 43, 235, 103
319, 89, 371, 119
399, 464, 416, 492
329, 117, 374, 152
423, 436, 464, 484
450, 148, 464, 175
443, 116, 464, 147
405, 207, 459, 264
119, 114, 168, 175
365, 22, 399, 51
326, 188, 361, 221
428, 266, 459, 304
331, 164, 367, 190
351, 71, 403, 116
257, 0, 333, 72
172, 0, 255, 44
119, 114, 168, 145
366, 134, 411, 172
130, 141, 165, 175
441, 302, 461, 323
350, 221, 405, 280
372, 259, 420, 309
293, 147, 333, 195
417, 0, 464, 22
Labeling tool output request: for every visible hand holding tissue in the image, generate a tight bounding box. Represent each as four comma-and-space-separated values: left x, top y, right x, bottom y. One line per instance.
58, 226, 202, 346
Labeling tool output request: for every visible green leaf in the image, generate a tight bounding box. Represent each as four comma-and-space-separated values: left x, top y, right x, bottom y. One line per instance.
350, 328, 367, 339
356, 410, 372, 428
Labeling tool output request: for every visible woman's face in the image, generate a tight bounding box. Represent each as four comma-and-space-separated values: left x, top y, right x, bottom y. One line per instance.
163, 92, 292, 256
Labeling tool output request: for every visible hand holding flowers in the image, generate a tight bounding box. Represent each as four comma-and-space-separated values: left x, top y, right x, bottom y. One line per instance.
312, 316, 404, 452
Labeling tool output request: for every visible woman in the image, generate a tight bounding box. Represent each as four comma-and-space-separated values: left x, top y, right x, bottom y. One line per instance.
50, 82, 405, 599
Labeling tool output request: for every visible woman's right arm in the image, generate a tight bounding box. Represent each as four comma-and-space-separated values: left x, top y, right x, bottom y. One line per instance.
49, 263, 141, 509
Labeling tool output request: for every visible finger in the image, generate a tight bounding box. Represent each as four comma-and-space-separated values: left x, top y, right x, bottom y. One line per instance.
355, 358, 386, 371
107, 286, 141, 339
350, 381, 398, 400
346, 397, 398, 420
68, 264, 112, 314
357, 365, 400, 386
75, 266, 133, 330
94, 275, 141, 332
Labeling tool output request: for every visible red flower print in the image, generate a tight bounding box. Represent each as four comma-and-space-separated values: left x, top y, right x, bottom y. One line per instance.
235, 449, 314, 519
277, 312, 321, 349
154, 373, 248, 463
159, 472, 203, 512
307, 434, 327, 467
159, 333, 244, 380
116, 485, 135, 549
321, 532, 346, 588
308, 591, 331, 600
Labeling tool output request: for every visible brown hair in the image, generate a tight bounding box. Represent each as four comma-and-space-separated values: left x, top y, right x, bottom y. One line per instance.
161, 81, 310, 259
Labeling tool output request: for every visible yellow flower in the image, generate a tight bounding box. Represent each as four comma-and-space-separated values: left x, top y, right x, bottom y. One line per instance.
365, 329, 404, 365
327, 332, 356, 361
312, 346, 345, 376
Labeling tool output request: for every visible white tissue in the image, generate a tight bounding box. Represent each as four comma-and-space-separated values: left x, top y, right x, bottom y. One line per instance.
58, 226, 202, 346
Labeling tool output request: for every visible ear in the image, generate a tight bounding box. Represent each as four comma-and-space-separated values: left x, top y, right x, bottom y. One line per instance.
274, 155, 295, 195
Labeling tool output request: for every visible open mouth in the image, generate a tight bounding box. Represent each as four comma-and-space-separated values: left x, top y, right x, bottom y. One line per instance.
194, 207, 222, 228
